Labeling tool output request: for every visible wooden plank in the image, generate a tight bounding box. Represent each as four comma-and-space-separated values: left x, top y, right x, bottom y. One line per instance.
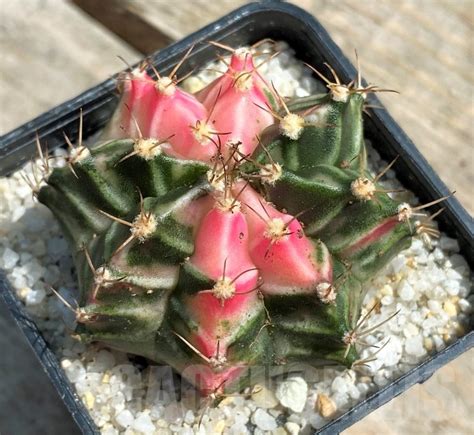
122, 0, 248, 41
72, 0, 248, 52
71, 0, 174, 54
0, 0, 140, 135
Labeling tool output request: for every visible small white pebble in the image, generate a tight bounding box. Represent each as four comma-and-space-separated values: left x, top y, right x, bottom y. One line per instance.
61, 358, 72, 370
348, 385, 361, 401
381, 295, 394, 306
427, 300, 442, 313
439, 237, 459, 252
25, 287, 46, 306
275, 377, 308, 412
432, 334, 446, 351
181, 76, 204, 93
331, 377, 348, 394
101, 424, 119, 435
332, 392, 349, 408
443, 300, 458, 317
405, 335, 427, 357
390, 256, 406, 274
449, 254, 468, 270
432, 248, 445, 262
373, 370, 390, 387
398, 281, 415, 301
403, 323, 419, 338
357, 382, 370, 395
65, 360, 86, 383
309, 412, 325, 429
446, 269, 463, 281
445, 279, 460, 296
285, 422, 300, 434
184, 410, 194, 425
409, 311, 423, 325
133, 412, 155, 434
115, 409, 134, 429
89, 350, 116, 372
1, 247, 19, 269
251, 408, 277, 431
379, 336, 403, 367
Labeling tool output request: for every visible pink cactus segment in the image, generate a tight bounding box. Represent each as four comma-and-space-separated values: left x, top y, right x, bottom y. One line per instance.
181, 363, 245, 396
109, 70, 218, 161
106, 69, 155, 138
230, 48, 255, 69
228, 48, 272, 96
195, 50, 274, 156
250, 221, 329, 295
145, 86, 217, 161
190, 207, 257, 285
236, 183, 332, 295
207, 84, 274, 156
341, 217, 401, 257
197, 48, 258, 108
186, 206, 260, 358
232, 180, 282, 239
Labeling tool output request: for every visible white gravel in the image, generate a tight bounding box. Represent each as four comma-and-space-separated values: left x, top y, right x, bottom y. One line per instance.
0, 41, 472, 434
275, 377, 308, 413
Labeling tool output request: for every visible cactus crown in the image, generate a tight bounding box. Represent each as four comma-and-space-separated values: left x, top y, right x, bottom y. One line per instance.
36, 42, 446, 396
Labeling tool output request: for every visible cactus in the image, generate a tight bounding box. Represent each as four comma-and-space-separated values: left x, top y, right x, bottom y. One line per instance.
37, 44, 443, 396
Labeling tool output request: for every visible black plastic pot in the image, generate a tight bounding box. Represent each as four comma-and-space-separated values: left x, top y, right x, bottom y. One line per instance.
1, 1, 472, 434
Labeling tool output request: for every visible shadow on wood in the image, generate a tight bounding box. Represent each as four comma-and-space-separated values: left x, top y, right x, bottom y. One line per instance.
72, 0, 173, 54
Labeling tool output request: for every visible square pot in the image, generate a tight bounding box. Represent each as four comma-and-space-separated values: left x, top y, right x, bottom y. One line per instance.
1, 1, 472, 434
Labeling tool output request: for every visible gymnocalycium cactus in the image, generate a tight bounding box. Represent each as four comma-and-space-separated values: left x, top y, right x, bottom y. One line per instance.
36, 42, 445, 396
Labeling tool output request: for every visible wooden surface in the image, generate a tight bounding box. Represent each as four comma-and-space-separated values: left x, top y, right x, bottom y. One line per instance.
0, 1, 141, 134
0, 1, 472, 434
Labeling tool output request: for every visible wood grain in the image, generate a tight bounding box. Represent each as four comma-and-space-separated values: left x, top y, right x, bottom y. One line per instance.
122, 0, 249, 41
0, 0, 140, 135
71, 0, 174, 54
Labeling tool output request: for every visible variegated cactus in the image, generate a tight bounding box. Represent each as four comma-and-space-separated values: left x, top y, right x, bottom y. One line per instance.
36, 43, 442, 396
